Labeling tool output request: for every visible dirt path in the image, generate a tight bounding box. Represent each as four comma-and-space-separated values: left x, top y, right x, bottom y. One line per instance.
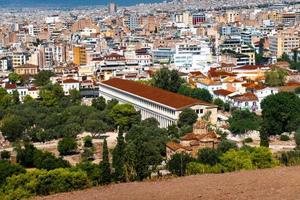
36, 166, 300, 200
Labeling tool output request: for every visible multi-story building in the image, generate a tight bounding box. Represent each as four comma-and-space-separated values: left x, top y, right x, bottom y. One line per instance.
12, 52, 28, 68
73, 45, 87, 66
99, 78, 217, 128
270, 28, 300, 58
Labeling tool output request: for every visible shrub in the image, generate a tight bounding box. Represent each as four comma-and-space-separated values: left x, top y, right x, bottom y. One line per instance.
294, 129, 300, 148
217, 139, 237, 153
186, 162, 223, 175
220, 149, 253, 172
33, 151, 70, 170
0, 150, 10, 160
243, 137, 253, 143
167, 153, 195, 176
1, 168, 91, 199
279, 150, 300, 166
83, 136, 93, 148
0, 160, 26, 185
197, 148, 220, 166
186, 162, 209, 175
58, 137, 78, 156
251, 147, 278, 169
280, 135, 290, 141
72, 162, 101, 186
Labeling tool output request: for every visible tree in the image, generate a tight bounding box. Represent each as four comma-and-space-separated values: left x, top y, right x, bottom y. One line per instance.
112, 133, 126, 182
1, 115, 26, 142
58, 137, 78, 156
261, 92, 300, 135
265, 69, 287, 87
84, 120, 109, 138
83, 136, 93, 148
99, 139, 111, 184
152, 67, 185, 93
228, 110, 262, 135
92, 97, 106, 111
191, 88, 213, 103
0, 150, 10, 160
16, 143, 37, 168
39, 83, 64, 107
23, 95, 33, 103
197, 148, 220, 166
0, 160, 25, 185
294, 128, 300, 149
33, 71, 54, 87
279, 52, 291, 62
8, 72, 21, 83
33, 151, 70, 170
217, 139, 237, 153
167, 153, 195, 176
178, 108, 198, 128
109, 104, 141, 132
213, 98, 224, 110
12, 90, 20, 104
69, 89, 81, 104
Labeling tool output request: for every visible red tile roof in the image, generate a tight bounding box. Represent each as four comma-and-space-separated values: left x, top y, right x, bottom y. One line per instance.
101, 78, 214, 109
234, 65, 265, 70
5, 83, 16, 90
166, 142, 192, 151
232, 93, 258, 101
14, 64, 38, 69
213, 89, 234, 96
242, 83, 266, 90
63, 79, 80, 83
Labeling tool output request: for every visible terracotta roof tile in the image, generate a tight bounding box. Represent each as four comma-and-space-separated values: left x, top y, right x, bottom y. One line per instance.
101, 78, 214, 109
5, 83, 16, 90
63, 78, 80, 83
213, 89, 234, 96
232, 93, 258, 101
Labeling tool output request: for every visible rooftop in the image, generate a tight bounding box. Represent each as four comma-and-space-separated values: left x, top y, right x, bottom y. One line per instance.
101, 78, 214, 110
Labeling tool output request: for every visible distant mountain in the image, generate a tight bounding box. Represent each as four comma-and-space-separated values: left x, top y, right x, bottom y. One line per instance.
0, 0, 162, 7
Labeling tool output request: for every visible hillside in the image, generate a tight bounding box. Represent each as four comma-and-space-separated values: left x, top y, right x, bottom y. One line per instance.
36, 166, 300, 200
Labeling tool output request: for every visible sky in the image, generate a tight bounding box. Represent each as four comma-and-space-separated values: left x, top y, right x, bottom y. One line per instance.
0, 0, 162, 7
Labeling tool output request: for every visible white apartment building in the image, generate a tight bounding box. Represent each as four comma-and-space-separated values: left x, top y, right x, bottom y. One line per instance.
174, 41, 212, 71
99, 78, 217, 128
62, 79, 80, 95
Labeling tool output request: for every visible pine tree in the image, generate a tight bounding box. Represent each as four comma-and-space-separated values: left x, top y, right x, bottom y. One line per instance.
260, 127, 269, 147
112, 133, 126, 182
99, 138, 111, 184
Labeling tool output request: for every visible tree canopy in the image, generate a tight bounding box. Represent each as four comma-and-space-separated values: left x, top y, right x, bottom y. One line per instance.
261, 92, 300, 135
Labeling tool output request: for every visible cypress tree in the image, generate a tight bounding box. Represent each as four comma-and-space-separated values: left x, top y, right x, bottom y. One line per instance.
99, 138, 111, 184
112, 133, 126, 182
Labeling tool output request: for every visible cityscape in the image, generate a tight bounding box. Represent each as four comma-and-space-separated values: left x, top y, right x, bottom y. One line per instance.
0, 0, 300, 199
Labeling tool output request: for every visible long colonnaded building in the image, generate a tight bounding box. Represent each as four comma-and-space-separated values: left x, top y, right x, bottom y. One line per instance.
99, 78, 217, 128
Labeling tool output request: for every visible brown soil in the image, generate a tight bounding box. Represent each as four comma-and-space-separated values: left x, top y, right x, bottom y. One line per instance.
36, 166, 300, 200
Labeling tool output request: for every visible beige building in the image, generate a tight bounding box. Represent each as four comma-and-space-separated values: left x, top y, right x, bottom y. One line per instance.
14, 64, 39, 75
270, 28, 300, 58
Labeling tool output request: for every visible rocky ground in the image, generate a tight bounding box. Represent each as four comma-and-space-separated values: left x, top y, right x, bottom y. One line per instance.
36, 166, 300, 200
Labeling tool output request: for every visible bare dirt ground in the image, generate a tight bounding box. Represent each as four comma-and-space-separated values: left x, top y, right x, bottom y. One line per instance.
36, 166, 300, 200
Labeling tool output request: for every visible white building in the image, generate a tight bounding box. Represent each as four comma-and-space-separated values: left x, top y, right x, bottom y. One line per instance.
99, 78, 217, 128
62, 79, 80, 95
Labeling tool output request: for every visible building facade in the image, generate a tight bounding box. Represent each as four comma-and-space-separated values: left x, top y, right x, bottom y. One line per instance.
99, 78, 217, 128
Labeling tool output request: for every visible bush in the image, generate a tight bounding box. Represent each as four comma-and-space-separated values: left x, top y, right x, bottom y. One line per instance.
243, 137, 253, 143
58, 137, 78, 156
186, 162, 210, 175
251, 147, 278, 169
294, 129, 300, 148
0, 150, 10, 160
1, 168, 91, 199
280, 135, 290, 141
0, 160, 26, 185
72, 162, 102, 186
167, 153, 195, 176
220, 149, 253, 172
217, 139, 237, 153
197, 148, 220, 166
33, 151, 70, 170
83, 136, 93, 148
186, 162, 223, 175
279, 150, 300, 166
